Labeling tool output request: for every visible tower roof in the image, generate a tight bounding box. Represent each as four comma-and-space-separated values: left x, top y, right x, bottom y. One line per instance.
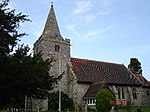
42, 4, 63, 39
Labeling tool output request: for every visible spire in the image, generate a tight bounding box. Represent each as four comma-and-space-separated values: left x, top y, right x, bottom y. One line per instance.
42, 3, 63, 39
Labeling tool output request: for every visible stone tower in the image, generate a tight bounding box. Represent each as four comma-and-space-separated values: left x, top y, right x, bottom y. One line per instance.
33, 2, 71, 100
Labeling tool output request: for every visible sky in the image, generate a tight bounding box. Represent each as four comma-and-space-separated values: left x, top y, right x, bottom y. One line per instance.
8, 0, 150, 80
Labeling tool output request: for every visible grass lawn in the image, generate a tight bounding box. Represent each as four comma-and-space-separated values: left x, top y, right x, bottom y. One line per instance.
118, 106, 150, 112
1, 106, 150, 112
46, 106, 150, 112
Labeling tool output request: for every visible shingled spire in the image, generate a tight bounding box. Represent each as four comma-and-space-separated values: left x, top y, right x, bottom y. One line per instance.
42, 3, 63, 39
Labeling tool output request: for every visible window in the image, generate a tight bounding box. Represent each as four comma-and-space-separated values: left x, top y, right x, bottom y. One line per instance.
93, 99, 96, 104
84, 98, 96, 105
132, 88, 137, 99
90, 99, 92, 104
146, 90, 149, 96
36, 47, 39, 53
122, 88, 124, 99
118, 88, 121, 99
55, 45, 60, 52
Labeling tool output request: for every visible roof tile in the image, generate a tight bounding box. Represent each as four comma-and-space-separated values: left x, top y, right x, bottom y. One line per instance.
71, 58, 140, 85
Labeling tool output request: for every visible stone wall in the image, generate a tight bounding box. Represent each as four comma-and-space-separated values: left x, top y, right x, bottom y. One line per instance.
33, 34, 71, 110
142, 88, 150, 106
76, 83, 91, 105
109, 85, 143, 106
34, 35, 71, 92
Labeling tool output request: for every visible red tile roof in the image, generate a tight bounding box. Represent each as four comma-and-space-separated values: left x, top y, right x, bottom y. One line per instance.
134, 74, 150, 87
83, 81, 109, 99
71, 58, 141, 85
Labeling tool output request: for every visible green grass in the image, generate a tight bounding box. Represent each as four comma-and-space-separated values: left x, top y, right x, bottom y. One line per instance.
142, 106, 150, 112
117, 106, 150, 112
63, 106, 150, 112
0, 110, 9, 112
1, 106, 150, 112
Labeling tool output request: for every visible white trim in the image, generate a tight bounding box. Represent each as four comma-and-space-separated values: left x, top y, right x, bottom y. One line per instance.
84, 98, 96, 106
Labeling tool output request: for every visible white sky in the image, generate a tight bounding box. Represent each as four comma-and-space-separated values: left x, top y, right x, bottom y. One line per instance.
9, 0, 150, 80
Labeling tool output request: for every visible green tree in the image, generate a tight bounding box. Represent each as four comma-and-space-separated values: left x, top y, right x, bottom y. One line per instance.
128, 58, 142, 74
48, 91, 74, 111
96, 88, 115, 112
0, 0, 29, 55
0, 0, 59, 109
0, 0, 29, 108
0, 42, 59, 109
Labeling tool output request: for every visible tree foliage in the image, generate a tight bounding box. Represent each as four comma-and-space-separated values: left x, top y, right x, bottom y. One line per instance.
0, 0, 30, 55
0, 0, 58, 109
96, 88, 115, 112
48, 91, 74, 111
128, 58, 142, 74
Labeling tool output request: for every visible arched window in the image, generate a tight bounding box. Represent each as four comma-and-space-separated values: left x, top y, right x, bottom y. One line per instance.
122, 88, 124, 99
146, 90, 149, 96
132, 88, 137, 99
55, 45, 60, 52
118, 88, 121, 99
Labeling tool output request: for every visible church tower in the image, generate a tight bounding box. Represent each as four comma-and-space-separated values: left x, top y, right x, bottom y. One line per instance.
34, 3, 71, 94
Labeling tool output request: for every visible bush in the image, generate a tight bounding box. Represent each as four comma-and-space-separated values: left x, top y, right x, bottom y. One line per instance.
48, 91, 74, 111
0, 109, 9, 112
96, 88, 115, 112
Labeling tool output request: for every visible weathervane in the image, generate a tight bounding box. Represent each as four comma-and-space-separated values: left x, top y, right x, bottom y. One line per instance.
51, 0, 54, 6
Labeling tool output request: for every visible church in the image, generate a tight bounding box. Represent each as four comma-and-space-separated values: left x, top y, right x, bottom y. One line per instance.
32, 4, 150, 111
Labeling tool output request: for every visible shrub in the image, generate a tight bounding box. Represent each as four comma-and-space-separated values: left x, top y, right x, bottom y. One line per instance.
96, 88, 115, 112
48, 91, 74, 111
